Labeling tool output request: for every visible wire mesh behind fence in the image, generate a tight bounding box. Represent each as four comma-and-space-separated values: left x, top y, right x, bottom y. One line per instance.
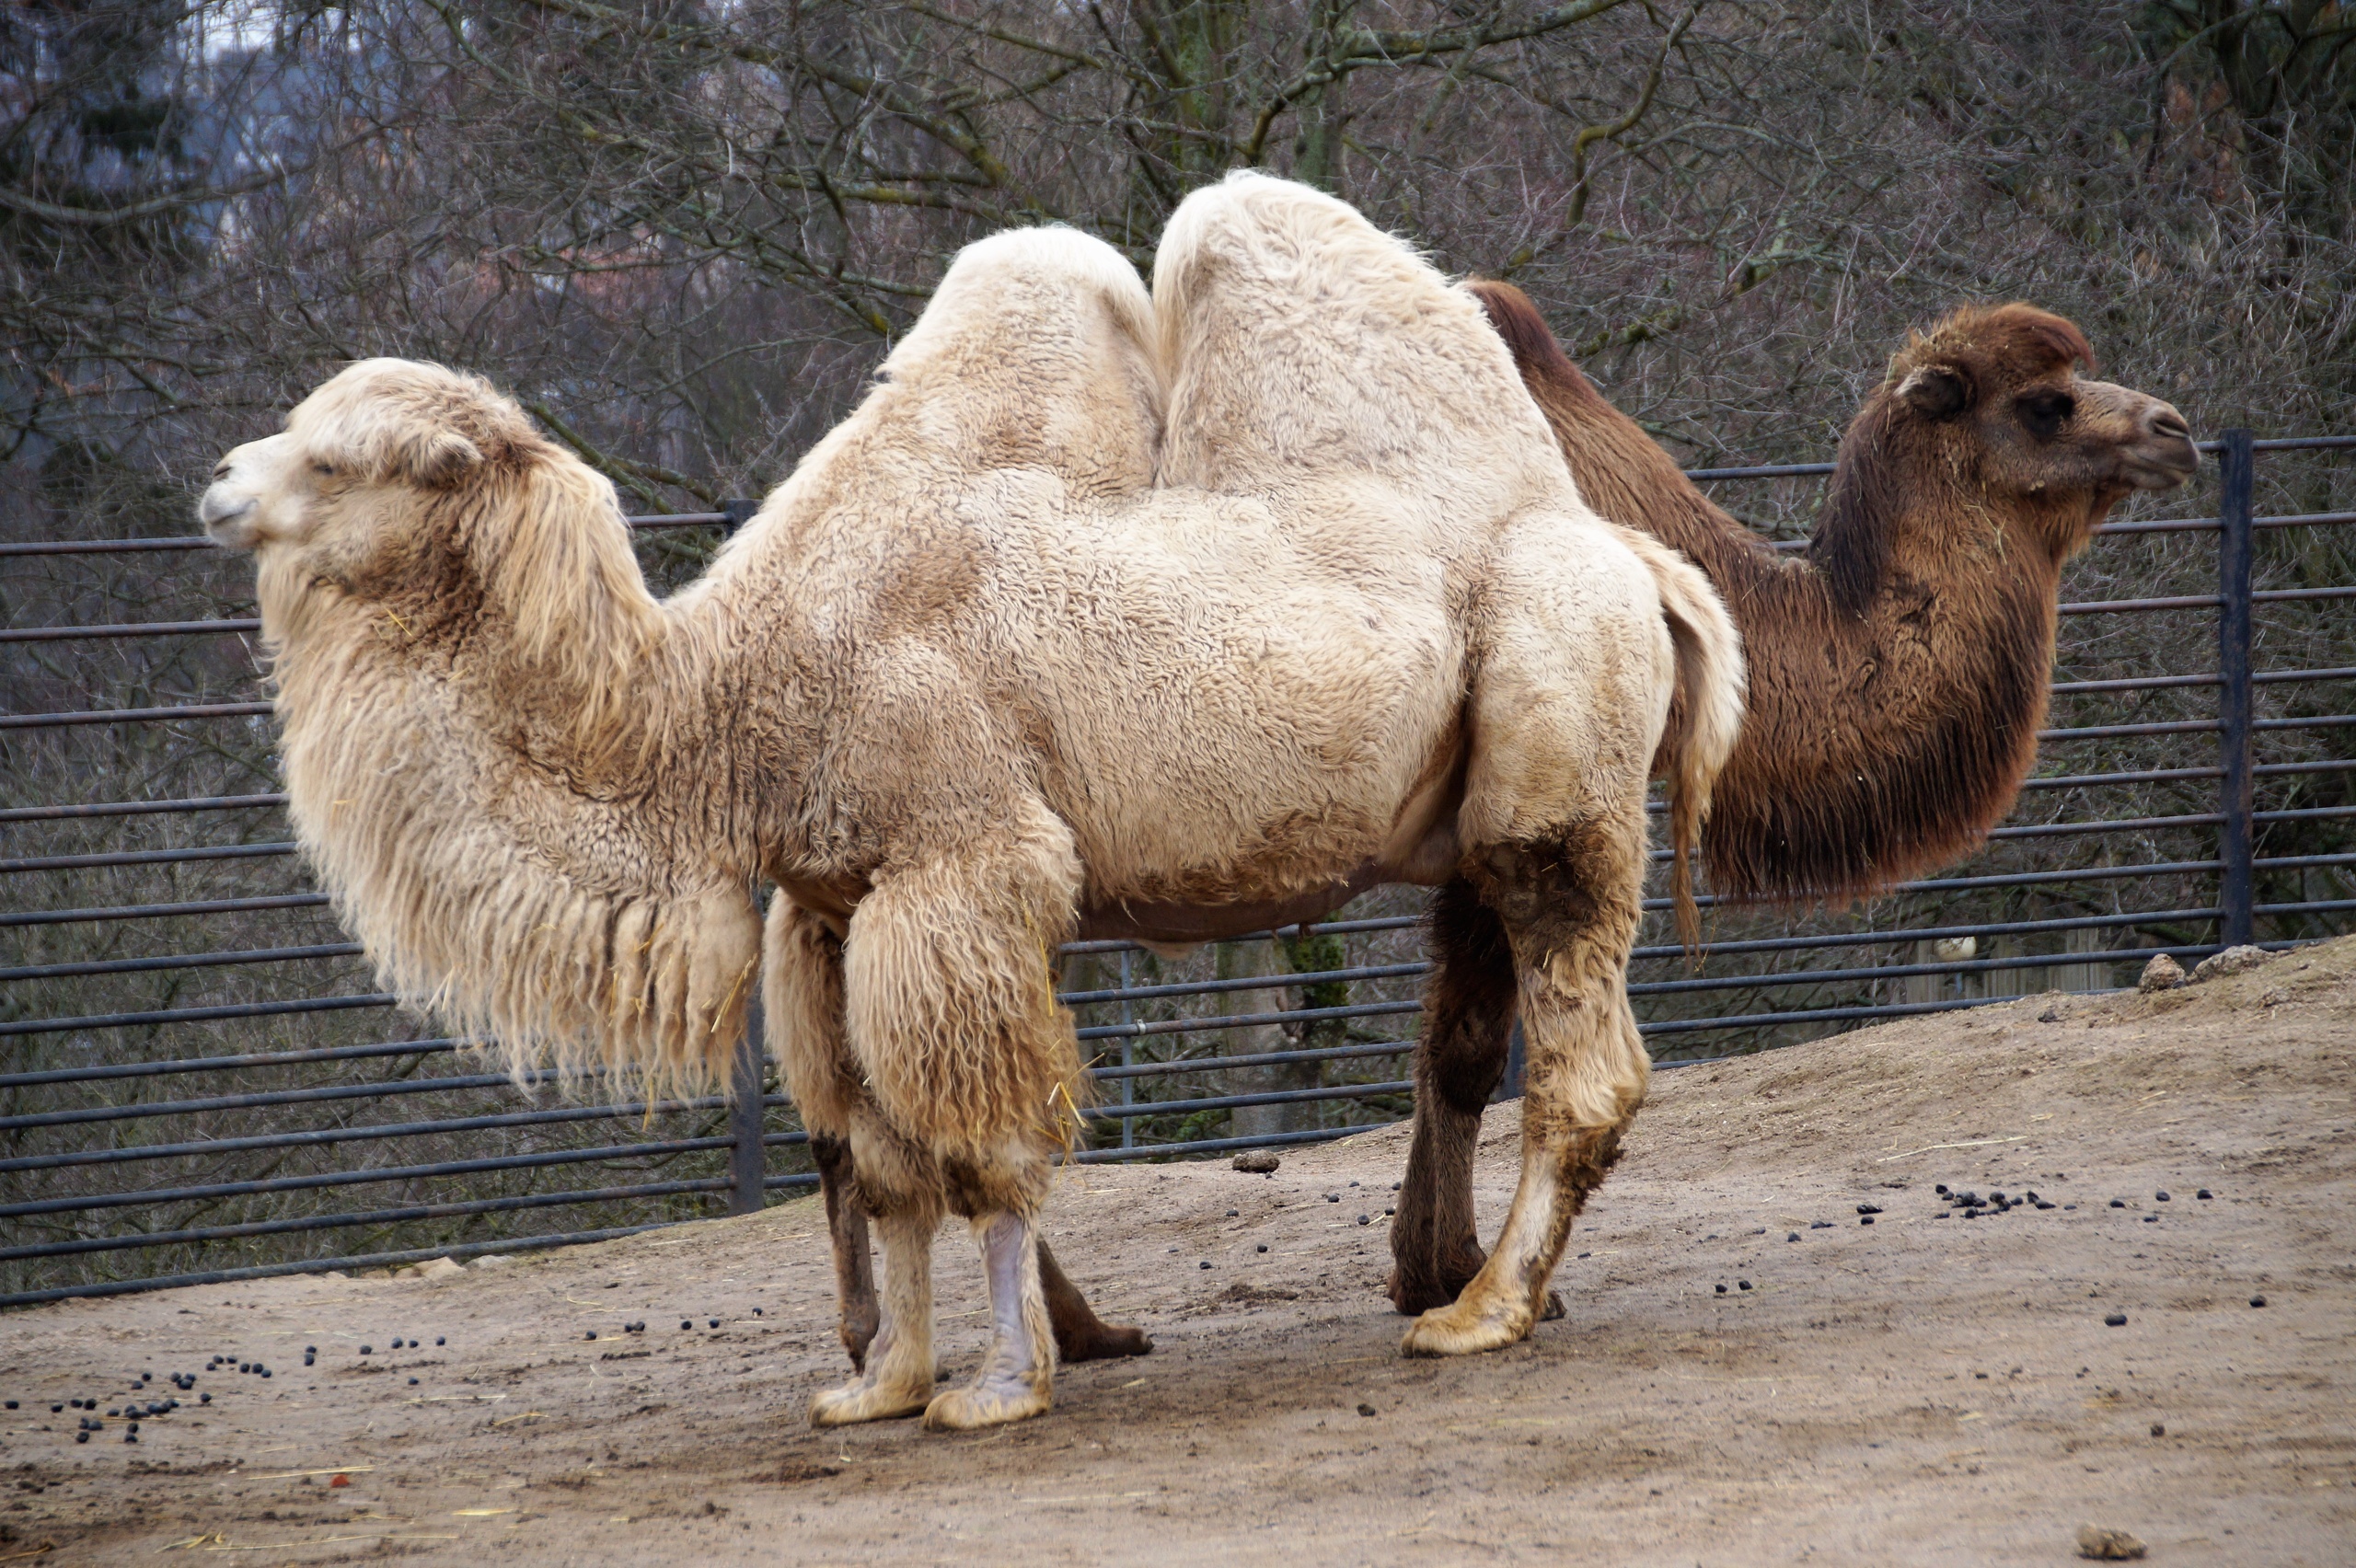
5, 432, 2351, 1307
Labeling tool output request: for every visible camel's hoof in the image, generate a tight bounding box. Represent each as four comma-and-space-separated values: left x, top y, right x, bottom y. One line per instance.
1057, 1321, 1153, 1363
1539, 1289, 1566, 1322
809, 1377, 930, 1427
1400, 1297, 1530, 1358
1385, 1265, 1479, 1318
918, 1379, 1052, 1432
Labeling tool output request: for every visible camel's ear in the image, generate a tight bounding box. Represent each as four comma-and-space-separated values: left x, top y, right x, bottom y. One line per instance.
1895, 363, 1972, 421
382, 426, 484, 490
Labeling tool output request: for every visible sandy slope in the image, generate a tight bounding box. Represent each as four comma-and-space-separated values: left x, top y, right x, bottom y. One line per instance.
3, 940, 2351, 1566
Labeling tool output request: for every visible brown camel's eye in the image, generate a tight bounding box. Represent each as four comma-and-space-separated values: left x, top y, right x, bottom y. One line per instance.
2016, 391, 2074, 441
312, 460, 338, 478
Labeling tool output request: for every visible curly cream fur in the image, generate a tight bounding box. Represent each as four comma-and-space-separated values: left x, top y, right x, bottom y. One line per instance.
203, 175, 1743, 1418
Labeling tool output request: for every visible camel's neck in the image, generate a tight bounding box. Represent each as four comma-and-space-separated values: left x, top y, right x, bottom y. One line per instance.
260, 473, 773, 1088
1525, 370, 2063, 903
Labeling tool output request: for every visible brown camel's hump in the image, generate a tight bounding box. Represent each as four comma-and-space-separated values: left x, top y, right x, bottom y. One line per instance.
1464, 280, 1610, 411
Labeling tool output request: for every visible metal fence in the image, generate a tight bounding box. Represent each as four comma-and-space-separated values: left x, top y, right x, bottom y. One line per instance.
6, 431, 2351, 1308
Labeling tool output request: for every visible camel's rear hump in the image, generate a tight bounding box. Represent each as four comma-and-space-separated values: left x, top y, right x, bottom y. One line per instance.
1152, 174, 1572, 521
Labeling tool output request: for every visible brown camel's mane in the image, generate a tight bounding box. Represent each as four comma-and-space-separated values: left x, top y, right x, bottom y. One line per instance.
1469, 282, 2103, 906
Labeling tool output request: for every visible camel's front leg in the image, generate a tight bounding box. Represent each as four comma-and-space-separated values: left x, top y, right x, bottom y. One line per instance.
922, 1210, 1056, 1431
1403, 828, 1647, 1358
810, 1207, 935, 1424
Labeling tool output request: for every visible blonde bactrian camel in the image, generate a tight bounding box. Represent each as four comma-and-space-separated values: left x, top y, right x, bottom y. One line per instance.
198, 174, 1743, 1432
990, 282, 2200, 1343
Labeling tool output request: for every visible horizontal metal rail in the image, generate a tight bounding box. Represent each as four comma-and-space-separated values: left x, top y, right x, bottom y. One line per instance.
0, 792, 288, 823
0, 841, 296, 874
1, 1179, 738, 1262
0, 1096, 785, 1175
0, 1137, 739, 1220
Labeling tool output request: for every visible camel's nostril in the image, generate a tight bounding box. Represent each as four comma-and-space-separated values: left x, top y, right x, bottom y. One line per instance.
2150, 409, 2191, 441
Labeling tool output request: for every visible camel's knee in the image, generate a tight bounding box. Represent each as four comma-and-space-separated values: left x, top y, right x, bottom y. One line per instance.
1470, 822, 1651, 1135
842, 812, 1085, 1165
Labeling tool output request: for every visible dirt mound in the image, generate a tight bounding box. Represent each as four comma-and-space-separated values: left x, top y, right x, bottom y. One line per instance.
4, 940, 2350, 1564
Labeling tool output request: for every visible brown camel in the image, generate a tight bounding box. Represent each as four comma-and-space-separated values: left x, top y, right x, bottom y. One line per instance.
943, 284, 2198, 1353
1384, 282, 2199, 1314
200, 175, 1742, 1429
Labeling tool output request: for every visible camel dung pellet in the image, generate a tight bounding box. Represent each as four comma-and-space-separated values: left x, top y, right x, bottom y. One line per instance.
1788, 1233, 1800, 1242
2109, 1199, 2126, 1208
436, 1336, 446, 1344
1198, 1261, 1211, 1270
1856, 1205, 1882, 1216
2197, 1189, 2213, 1199
709, 1318, 721, 1328
198, 1394, 209, 1404
2104, 1312, 2127, 1326
2154, 1191, 2170, 1202
1738, 1280, 1751, 1291
1326, 1194, 1340, 1204
49, 1405, 62, 1414
74, 1433, 88, 1445
680, 1320, 692, 1331
1810, 1220, 1831, 1229
585, 1331, 597, 1341
1715, 1284, 1727, 1295
359, 1345, 373, 1355
1, 1401, 12, 1410
2249, 1295, 2267, 1309
124, 1433, 136, 1444
1357, 1215, 1370, 1226
409, 1378, 420, 1386
1859, 1216, 1875, 1226
2142, 1215, 2158, 1224
1255, 1244, 1268, 1253
2149, 1423, 2165, 1436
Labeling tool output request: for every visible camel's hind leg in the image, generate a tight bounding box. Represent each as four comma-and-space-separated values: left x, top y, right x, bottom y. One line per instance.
1388, 879, 1515, 1314
811, 1136, 881, 1371
1401, 819, 1650, 1358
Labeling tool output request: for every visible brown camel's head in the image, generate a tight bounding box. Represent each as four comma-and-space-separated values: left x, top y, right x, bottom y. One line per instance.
1873, 303, 2197, 564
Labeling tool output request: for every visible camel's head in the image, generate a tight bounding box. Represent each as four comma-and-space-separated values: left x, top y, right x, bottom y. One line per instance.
199, 358, 539, 592
1876, 304, 2197, 560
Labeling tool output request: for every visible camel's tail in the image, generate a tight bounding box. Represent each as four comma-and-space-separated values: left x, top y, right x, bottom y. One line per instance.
1622, 526, 1744, 954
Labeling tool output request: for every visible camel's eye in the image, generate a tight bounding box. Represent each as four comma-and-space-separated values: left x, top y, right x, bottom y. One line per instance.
2016, 390, 2074, 441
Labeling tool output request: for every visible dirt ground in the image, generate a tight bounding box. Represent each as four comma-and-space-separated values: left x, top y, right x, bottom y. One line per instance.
5, 940, 2352, 1567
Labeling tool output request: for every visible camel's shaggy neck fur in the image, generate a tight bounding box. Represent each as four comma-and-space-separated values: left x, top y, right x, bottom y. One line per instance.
1470, 283, 2193, 904
246, 368, 764, 1091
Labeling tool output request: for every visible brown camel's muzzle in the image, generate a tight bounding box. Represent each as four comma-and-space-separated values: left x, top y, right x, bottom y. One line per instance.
2118, 398, 2199, 491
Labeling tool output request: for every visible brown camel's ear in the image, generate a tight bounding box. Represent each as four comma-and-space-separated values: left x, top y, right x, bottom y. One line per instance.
1895, 363, 1973, 421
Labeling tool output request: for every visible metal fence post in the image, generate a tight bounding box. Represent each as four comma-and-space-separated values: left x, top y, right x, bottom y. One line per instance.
728, 994, 768, 1216
2218, 428, 2258, 948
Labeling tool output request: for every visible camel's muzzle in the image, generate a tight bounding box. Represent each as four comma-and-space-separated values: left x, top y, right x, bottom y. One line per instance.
197, 486, 260, 549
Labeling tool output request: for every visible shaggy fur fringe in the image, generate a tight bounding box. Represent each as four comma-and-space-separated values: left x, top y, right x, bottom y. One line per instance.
260, 517, 757, 1100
